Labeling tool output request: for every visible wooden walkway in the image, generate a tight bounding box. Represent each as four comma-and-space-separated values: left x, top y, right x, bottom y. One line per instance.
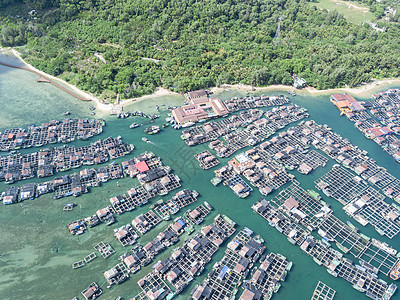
0, 60, 92, 101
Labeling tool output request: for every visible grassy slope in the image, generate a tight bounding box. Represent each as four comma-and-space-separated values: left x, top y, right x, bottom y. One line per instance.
314, 0, 374, 24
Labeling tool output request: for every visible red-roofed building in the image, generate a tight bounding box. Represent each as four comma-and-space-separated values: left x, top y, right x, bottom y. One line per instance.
172, 94, 229, 125
365, 127, 393, 139
135, 161, 149, 173
330, 93, 364, 113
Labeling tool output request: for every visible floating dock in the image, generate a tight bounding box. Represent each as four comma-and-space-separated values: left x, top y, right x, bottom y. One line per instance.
194, 150, 220, 170
311, 281, 336, 300
0, 118, 104, 152
94, 242, 115, 258
252, 197, 397, 299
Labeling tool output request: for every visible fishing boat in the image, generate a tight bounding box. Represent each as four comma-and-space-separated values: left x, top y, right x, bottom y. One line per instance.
203, 201, 214, 210
254, 235, 264, 244
360, 233, 370, 241
313, 257, 322, 265
286, 261, 293, 271
265, 290, 273, 300
273, 283, 281, 293
372, 238, 397, 255
307, 189, 321, 200
336, 242, 349, 254
144, 125, 160, 134
327, 269, 338, 277
390, 261, 400, 280
181, 121, 195, 128
211, 177, 222, 186
186, 225, 195, 235
105, 216, 116, 226
321, 238, 331, 248
383, 284, 397, 300
352, 284, 365, 292
63, 203, 75, 211
222, 215, 236, 227
347, 221, 359, 232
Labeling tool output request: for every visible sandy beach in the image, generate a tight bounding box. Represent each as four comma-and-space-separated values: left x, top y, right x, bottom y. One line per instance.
3, 47, 400, 111
118, 87, 181, 107
3, 48, 181, 112
211, 81, 400, 99
8, 49, 113, 112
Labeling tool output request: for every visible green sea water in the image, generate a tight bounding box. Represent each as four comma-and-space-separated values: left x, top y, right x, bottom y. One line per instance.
1, 52, 400, 300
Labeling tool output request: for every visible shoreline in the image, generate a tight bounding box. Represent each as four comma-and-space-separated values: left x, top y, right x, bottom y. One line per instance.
3, 48, 182, 112
2, 48, 400, 111
8, 49, 112, 112
210, 81, 400, 99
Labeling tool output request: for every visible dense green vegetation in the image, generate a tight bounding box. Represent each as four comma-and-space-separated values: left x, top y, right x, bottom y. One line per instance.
351, 0, 400, 21
1, 0, 400, 100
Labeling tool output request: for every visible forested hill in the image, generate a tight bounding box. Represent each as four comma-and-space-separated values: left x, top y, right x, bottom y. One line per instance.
1, 0, 400, 100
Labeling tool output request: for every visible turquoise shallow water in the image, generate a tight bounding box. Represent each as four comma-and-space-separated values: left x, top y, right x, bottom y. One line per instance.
0, 52, 400, 300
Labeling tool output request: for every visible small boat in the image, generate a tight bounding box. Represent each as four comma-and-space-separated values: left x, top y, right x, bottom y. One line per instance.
254, 235, 264, 244
336, 242, 349, 254
273, 282, 281, 293
130, 123, 139, 129
347, 221, 359, 232
144, 125, 160, 134
142, 137, 150, 143
313, 257, 322, 265
186, 225, 195, 235
105, 216, 116, 226
63, 203, 74, 211
383, 284, 397, 300
307, 189, 321, 200
352, 283, 365, 292
327, 269, 338, 277
321, 239, 331, 248
286, 261, 293, 271
63, 111, 71, 116
204, 201, 213, 211
181, 121, 195, 128
360, 233, 370, 241
211, 177, 222, 186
